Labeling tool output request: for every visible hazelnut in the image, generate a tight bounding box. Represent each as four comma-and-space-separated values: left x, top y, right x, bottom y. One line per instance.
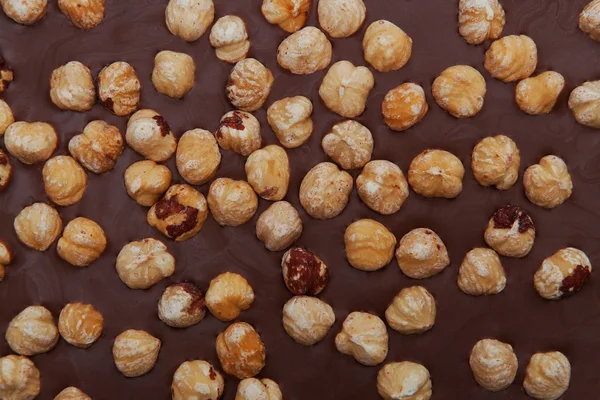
0, 57, 14, 94
458, 248, 506, 296
318, 0, 366, 38
458, 0, 505, 45
42, 155, 88, 206
126, 109, 177, 162
335, 312, 388, 366
236, 378, 282, 400
261, 0, 310, 33
0, 149, 12, 191
277, 26, 332, 75
205, 272, 255, 322
516, 72, 565, 115
245, 145, 290, 200
6, 305, 59, 356
147, 184, 209, 241
176, 128, 221, 185
377, 362, 432, 400
282, 296, 335, 346
344, 219, 396, 271
0, 355, 40, 400
0, 241, 11, 281
54, 386, 91, 400
123, 160, 172, 207
524, 352, 571, 400
385, 286, 436, 335
568, 80, 600, 128
4, 121, 57, 165
356, 160, 409, 215
580, 0, 600, 42
112, 329, 161, 378
58, 0, 104, 29
281, 247, 329, 295
523, 155, 573, 209
469, 339, 518, 392
58, 303, 103, 348
14, 203, 62, 251
363, 20, 412, 72
216, 110, 262, 156
432, 65, 486, 118
484, 205, 535, 258
382, 83, 428, 131
1, 0, 46, 25
484, 35, 538, 82
299, 162, 353, 219
69, 120, 124, 174
395, 228, 450, 279
116, 238, 175, 289
408, 149, 465, 198
256, 201, 303, 251
172, 361, 224, 400
321, 120, 373, 170
207, 178, 258, 226
319, 60, 374, 118
57, 217, 106, 267
534, 247, 592, 300
97, 61, 141, 116
152, 50, 195, 98
471, 135, 520, 190
165, 0, 214, 42
0, 98, 14, 134
266, 96, 313, 148
158, 282, 206, 328
49, 61, 95, 112
226, 58, 274, 112
209, 16, 250, 64
216, 322, 266, 379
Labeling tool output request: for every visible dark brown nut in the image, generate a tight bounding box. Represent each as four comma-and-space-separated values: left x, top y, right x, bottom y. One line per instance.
281, 247, 329, 295
165, 0, 214, 42
14, 203, 62, 251
112, 329, 161, 378
523, 155, 573, 209
126, 109, 177, 162
321, 120, 373, 170
299, 162, 353, 219
282, 296, 335, 346
57, 217, 106, 267
6, 305, 59, 356
524, 352, 571, 400
266, 96, 314, 148
335, 312, 388, 366
261, 0, 311, 33
385, 286, 436, 335
205, 272, 255, 322
42, 156, 88, 206
458, 0, 505, 44
484, 35, 538, 82
152, 50, 195, 98
54, 386, 91, 400
484, 205, 535, 258
207, 178, 258, 226
432, 65, 486, 118
0, 355, 41, 400
363, 20, 412, 72
408, 149, 465, 198
516, 72, 565, 115
69, 120, 124, 174
58, 303, 103, 348
0, 98, 14, 134
568, 80, 600, 128
471, 135, 520, 190
319, 60, 375, 118
0, 149, 12, 191
318, 0, 366, 38
256, 201, 303, 251
123, 160, 172, 207
395, 228, 450, 279
580, 0, 600, 42
245, 145, 290, 201
0, 57, 14, 94
382, 83, 428, 131
97, 61, 141, 116
4, 122, 57, 165
458, 248, 506, 296
344, 219, 397, 271
172, 360, 224, 400
58, 0, 104, 29
377, 362, 432, 400
216, 322, 266, 379
236, 378, 282, 400
356, 160, 409, 215
277, 26, 332, 75
216, 111, 262, 156
50, 61, 95, 112
1, 0, 47, 25
534, 247, 592, 300
209, 16, 250, 64
158, 282, 206, 328
116, 238, 175, 289
226, 58, 274, 112
176, 128, 221, 185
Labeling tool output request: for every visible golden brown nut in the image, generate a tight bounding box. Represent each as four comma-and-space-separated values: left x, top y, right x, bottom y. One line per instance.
484, 205, 535, 258
57, 217, 106, 267
458, 248, 506, 296
126, 109, 177, 162
165, 0, 214, 42
318, 0, 365, 38
395, 228, 450, 279
0, 355, 40, 400
385, 286, 436, 335
363, 20, 412, 72
524, 352, 570, 400
377, 362, 432, 400
321, 120, 373, 170
58, 0, 104, 29
432, 65, 486, 118
282, 296, 335, 346
580, 0, 600, 41
319, 60, 375, 118
266, 96, 313, 148
172, 360, 224, 400
216, 322, 266, 379
116, 238, 175, 289
54, 386, 91, 400
1, 0, 47, 25
205, 272, 255, 322
236, 378, 282, 400
58, 303, 103, 348
0, 241, 12, 282
158, 282, 206, 328
534, 247, 591, 300
0, 57, 14, 94
523, 155, 572, 209
176, 128, 221, 185
299, 162, 353, 219
336, 312, 388, 366
226, 58, 274, 112
209, 15, 250, 64
152, 50, 195, 99
69, 120, 124, 174
408, 149, 465, 198
261, 0, 310, 33
4, 121, 57, 164
469, 339, 518, 392
147, 184, 209, 241
245, 145, 290, 200
458, 0, 505, 45
356, 160, 409, 215
123, 160, 171, 207
256, 201, 303, 251
484, 35, 537, 82
14, 203, 62, 251
207, 178, 258, 226
112, 329, 161, 378
277, 26, 332, 75
382, 83, 428, 131
0, 149, 12, 191
0, 99, 14, 135
281, 247, 329, 295
97, 61, 141, 116
216, 110, 262, 156
471, 135, 520, 190
6, 305, 59, 356
516, 72, 565, 115
50, 61, 95, 112
42, 156, 87, 206
344, 219, 396, 271
568, 80, 600, 128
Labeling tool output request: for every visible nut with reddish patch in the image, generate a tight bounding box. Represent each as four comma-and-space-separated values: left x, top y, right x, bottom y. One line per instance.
0, 149, 12, 191
236, 378, 282, 400
57, 217, 106, 267
395, 228, 450, 279
385, 286, 436, 335
112, 329, 161, 378
207, 178, 258, 226
58, 0, 104, 29
58, 303, 103, 348
210, 15, 250, 64
580, 0, 600, 42
216, 111, 262, 156
0, 355, 41, 400
97, 61, 141, 116
261, 0, 311, 33
281, 247, 329, 295
6, 305, 59, 356
171, 360, 224, 400
356, 160, 409, 215
277, 26, 332, 75
472, 135, 520, 190
484, 205, 535, 258
216, 322, 266, 379
0, 57, 14, 94
0, 99, 14, 134
165, 0, 214, 42
469, 339, 518, 392
176, 128, 221, 185
152, 50, 195, 99
524, 155, 573, 209
458, 248, 506, 296
336, 312, 388, 366
524, 351, 571, 400
283, 296, 335, 346
534, 247, 591, 300
14, 203, 62, 251
267, 96, 314, 148
124, 160, 172, 207
116, 238, 175, 289
408, 149, 465, 198
382, 83, 428, 131
205, 272, 255, 322
318, 0, 365, 38
319, 60, 374, 118
484, 35, 537, 82
126, 109, 177, 162
1, 0, 47, 25
363, 20, 412, 72
299, 162, 353, 219
69, 120, 124, 174
158, 282, 206, 328
43, 155, 88, 206
458, 0, 505, 45
245, 145, 290, 201
321, 120, 373, 170
54, 386, 91, 400
345, 219, 397, 271
50, 61, 95, 112
432, 65, 486, 118
256, 201, 303, 251
4, 121, 57, 165
226, 58, 274, 112
377, 362, 432, 400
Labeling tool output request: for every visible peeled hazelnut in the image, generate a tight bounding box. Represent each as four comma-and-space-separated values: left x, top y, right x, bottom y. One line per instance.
0, 149, 12, 191
58, 303, 103, 348
4, 121, 57, 165
277, 26, 332, 75
568, 80, 600, 128
469, 339, 518, 392
42, 155, 88, 206
299, 162, 353, 219
50, 61, 95, 112
385, 286, 436, 335
485, 205, 535, 258
395, 228, 450, 279
282, 296, 335, 346
458, 0, 505, 45
209, 16, 250, 64
0, 58, 13, 97
207, 178, 258, 226
216, 110, 262, 156
516, 72, 565, 115
266, 96, 314, 148
534, 247, 591, 300
344, 219, 396, 272
236, 378, 282, 400
116, 238, 175, 289
484, 35, 538, 82
408, 149, 465, 198
318, 0, 365, 38
57, 217, 106, 267
281, 247, 329, 295
377, 362, 432, 400
335, 312, 388, 366
165, 0, 214, 42
1, 0, 47, 25
14, 203, 62, 251
112, 329, 161, 378
356, 160, 409, 215
472, 135, 520, 190
176, 128, 221, 185
54, 386, 91, 400
123, 160, 172, 207
205, 272, 255, 322
152, 50, 196, 98
523, 155, 573, 209
382, 83, 428, 131
6, 305, 59, 356
0, 99, 14, 135
0, 355, 40, 400
321, 120, 373, 170
126, 109, 177, 162
261, 0, 310, 33
245, 145, 290, 201
58, 0, 104, 29
524, 352, 571, 400
319, 60, 374, 118
147, 184, 209, 241
363, 20, 412, 72
98, 61, 141, 116
158, 282, 206, 328
580, 0, 600, 41
172, 360, 224, 400
432, 65, 486, 118
458, 248, 506, 296
226, 58, 274, 112
0, 241, 11, 281
69, 120, 124, 174
256, 201, 303, 251
216, 322, 266, 379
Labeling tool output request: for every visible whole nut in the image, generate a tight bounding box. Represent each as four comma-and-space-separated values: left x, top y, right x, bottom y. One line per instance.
318, 0, 366, 38
176, 128, 221, 185
282, 296, 335, 346
158, 282, 206, 328
458, 0, 505, 45
484, 35, 538, 82
568, 80, 600, 128
256, 201, 303, 251
54, 386, 91, 400
524, 352, 571, 400
261, 0, 311, 33
335, 312, 388, 366
277, 26, 332, 75
580, 0, 600, 42
236, 378, 282, 400
385, 286, 436, 335
281, 247, 329, 295
245, 145, 290, 200
165, 0, 214, 42
319, 60, 375, 118
484, 205, 535, 258
1, 0, 47, 25
69, 120, 124, 174
50, 61, 95, 112
356, 160, 409, 215
116, 238, 175, 289
432, 65, 486, 118
0, 149, 12, 191
395, 228, 450, 279
0, 241, 11, 282
216, 110, 262, 156
363, 20, 412, 72
207, 178, 258, 226
382, 83, 428, 131
0, 355, 40, 400
523, 155, 573, 209
126, 109, 177, 162
471, 135, 520, 190
216, 322, 266, 379
112, 329, 161, 378
209, 16, 250, 64
0, 98, 14, 134
344, 219, 396, 271
97, 61, 141, 116
266, 96, 313, 148
377, 362, 432, 400
516, 72, 565, 115
6, 305, 59, 356
172, 360, 224, 400
458, 248, 506, 296
299, 162, 353, 219
42, 155, 88, 206
4, 121, 57, 164
58, 303, 103, 348
321, 120, 373, 170
14, 203, 62, 251
205, 272, 255, 322
57, 217, 106, 267
58, 0, 104, 29
408, 149, 465, 198
152, 50, 195, 98
469, 339, 518, 392
534, 247, 592, 300
226, 58, 274, 112
123, 160, 172, 207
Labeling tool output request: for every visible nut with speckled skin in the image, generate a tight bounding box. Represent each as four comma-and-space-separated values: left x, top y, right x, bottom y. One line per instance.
57, 217, 106, 267
158, 282, 206, 328
458, 248, 506, 296
281, 247, 329, 295
4, 122, 57, 165
524, 352, 571, 400
166, 0, 214, 42
6, 306, 59, 356
568, 80, 600, 128
50, 61, 95, 112
54, 386, 91, 400
43, 156, 87, 206
216, 110, 262, 156
267, 96, 314, 148
484, 205, 535, 258
0, 99, 14, 135
357, 160, 409, 215
299, 162, 353, 219
69, 120, 124, 174
283, 296, 335, 346
245, 145, 290, 201
432, 65, 486, 118
1, 0, 47, 25
534, 247, 591, 300
97, 61, 141, 116
116, 238, 175, 289
112, 329, 161, 378
377, 362, 432, 400
58, 303, 103, 348
470, 339, 518, 392
322, 120, 373, 170
363, 20, 412, 72
0, 241, 11, 282
0, 355, 40, 400
236, 378, 282, 400
256, 201, 303, 251
124, 160, 171, 207
205, 272, 255, 322
318, 0, 365, 38
408, 149, 465, 198
458, 0, 505, 45
216, 322, 266, 379
385, 286, 436, 335
227, 58, 274, 112
319, 60, 374, 118
395, 228, 450, 279
208, 178, 258, 226
484, 35, 537, 82
152, 50, 195, 99
472, 135, 520, 190
580, 0, 600, 41
277, 26, 332, 75
516, 72, 565, 115
126, 109, 177, 162
0, 149, 12, 191
344, 219, 396, 272
14, 203, 62, 251
382, 83, 428, 131
172, 360, 224, 400
261, 0, 310, 33
58, 0, 104, 29
523, 155, 572, 209
209, 16, 250, 63
0, 57, 14, 95
176, 128, 221, 185
336, 312, 388, 366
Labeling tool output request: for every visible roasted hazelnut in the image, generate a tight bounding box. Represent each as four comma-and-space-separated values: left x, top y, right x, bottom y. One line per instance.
126, 109, 177, 162
112, 329, 161, 378
385, 286, 436, 335
69, 120, 124, 174
57, 217, 106, 267
458, 0, 505, 45
0, 149, 12, 191
266, 96, 314, 148
344, 219, 396, 272
0, 241, 11, 282
472, 135, 520, 190
484, 205, 535, 258
0, 355, 40, 400
524, 352, 571, 400
299, 162, 353, 219
319, 60, 374, 118
123, 160, 172, 207
336, 312, 388, 366
176, 128, 221, 185
568, 80, 600, 128
0, 265, 4, 282
172, 360, 224, 400
0, 57, 14, 95
158, 282, 206, 328
395, 228, 450, 279
216, 110, 262, 156
165, 0, 214, 42
534, 247, 592, 300
245, 145, 290, 200
516, 72, 565, 115
14, 203, 62, 251
469, 339, 518, 392
382, 83, 428, 131
277, 26, 332, 75
4, 121, 57, 164
147, 184, 209, 241
58, 302, 103, 348
58, 0, 104, 29
236, 378, 282, 400
484, 35, 538, 82
281, 247, 329, 295
216, 322, 266, 379
6, 305, 59, 356
97, 61, 141, 116
523, 155, 573, 209
54, 386, 91, 400
356, 160, 409, 215
321, 120, 373, 170
377, 362, 432, 400
116, 238, 175, 289
0, 98, 14, 134
1, 0, 47, 25
42, 155, 88, 206
458, 248, 506, 296
152, 50, 196, 98
363, 20, 412, 72
207, 178, 258, 226
210, 15, 250, 64
408, 149, 465, 198
205, 272, 255, 322
282, 296, 335, 346
226, 58, 274, 112
432, 65, 486, 118
580, 0, 600, 41
50, 61, 95, 112
261, 0, 310, 33
318, 0, 365, 38
256, 201, 303, 251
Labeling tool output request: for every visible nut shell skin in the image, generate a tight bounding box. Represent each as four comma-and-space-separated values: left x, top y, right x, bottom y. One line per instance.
363, 20, 412, 72
580, 0, 600, 41
282, 296, 335, 346
165, 0, 214, 42
469, 339, 518, 392
207, 178, 259, 227
245, 145, 290, 201
395, 228, 450, 279
216, 110, 262, 156
54, 386, 91, 400
318, 0, 366, 38
176, 129, 221, 185
568, 80, 600, 128
457, 248, 506, 296
4, 122, 57, 165
432, 65, 486, 118
14, 203, 62, 251
356, 160, 409, 215
523, 155, 573, 209
256, 201, 303, 251
171, 360, 224, 400
57, 217, 106, 267
385, 286, 436, 335
205, 272, 255, 322
97, 61, 141, 116
524, 352, 571, 400
408, 149, 465, 198
321, 120, 373, 170
281, 247, 329, 295
377, 362, 432, 400
516, 72, 565, 115
471, 135, 520, 190
458, 0, 505, 45
299, 162, 353, 219
152, 50, 195, 98
534, 247, 592, 300
116, 238, 175, 289
1, 0, 47, 25
123, 160, 171, 207
112, 329, 161, 378
42, 156, 87, 207
344, 219, 397, 271
58, 303, 103, 348
235, 378, 282, 400
209, 16, 250, 64
50, 61, 95, 112
267, 96, 313, 148
277, 26, 332, 75
226, 58, 274, 112
6, 306, 59, 356
335, 312, 388, 366
484, 205, 535, 258
126, 109, 177, 162
319, 60, 374, 118
0, 355, 41, 400
216, 322, 266, 379
158, 282, 206, 328
484, 35, 538, 82
58, 0, 104, 30
69, 120, 124, 174
382, 83, 428, 131
261, 0, 311, 33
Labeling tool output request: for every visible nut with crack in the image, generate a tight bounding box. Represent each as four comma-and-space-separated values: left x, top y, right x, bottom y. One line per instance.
534, 247, 591, 300
205, 272, 255, 322
116, 238, 175, 289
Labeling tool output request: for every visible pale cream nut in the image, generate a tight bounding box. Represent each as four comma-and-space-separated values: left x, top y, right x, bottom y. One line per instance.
318, 0, 366, 38
0, 355, 41, 400
469, 339, 518, 392
42, 155, 87, 206
335, 312, 388, 366
69, 120, 124, 174
172, 360, 224, 400
97, 61, 141, 116
277, 26, 332, 75
432, 65, 486, 118
382, 83, 428, 131
458, 0, 505, 45
54, 386, 91, 400
123, 160, 172, 207
50, 61, 95, 112
484, 205, 535, 258
484, 35, 538, 82
14, 203, 62, 251
245, 145, 290, 200
58, 0, 104, 29
523, 155, 572, 209
165, 0, 214, 42
216, 322, 266, 379
281, 247, 329, 295
458, 248, 506, 295
580, 0, 600, 42
266, 96, 314, 148
321, 120, 373, 170
319, 60, 374, 118
385, 286, 436, 335
1, 0, 47, 25
116, 238, 175, 289
58, 302, 103, 348
226, 58, 274, 112
126, 109, 177, 162
216, 110, 262, 156
471, 135, 520, 190
6, 305, 59, 356
299, 162, 353, 219
534, 247, 592, 300
344, 219, 396, 271
152, 50, 195, 98
0, 98, 14, 135
377, 362, 432, 400
4, 121, 57, 165
356, 160, 409, 215
256, 201, 303, 251
524, 352, 571, 400
363, 20, 412, 72
176, 128, 221, 185
235, 378, 282, 400
207, 178, 258, 226
112, 329, 161, 378
516, 72, 565, 115
0, 149, 12, 191
209, 15, 250, 64
57, 217, 106, 267
261, 0, 311, 33
408, 149, 465, 198
568, 80, 600, 129
205, 272, 255, 322
282, 295, 335, 346
395, 228, 450, 279
158, 282, 206, 328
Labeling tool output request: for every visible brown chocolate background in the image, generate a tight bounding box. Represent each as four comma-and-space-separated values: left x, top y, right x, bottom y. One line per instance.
1, 0, 600, 399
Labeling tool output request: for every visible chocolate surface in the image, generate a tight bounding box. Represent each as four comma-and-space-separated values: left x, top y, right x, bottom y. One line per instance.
1, 0, 600, 399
